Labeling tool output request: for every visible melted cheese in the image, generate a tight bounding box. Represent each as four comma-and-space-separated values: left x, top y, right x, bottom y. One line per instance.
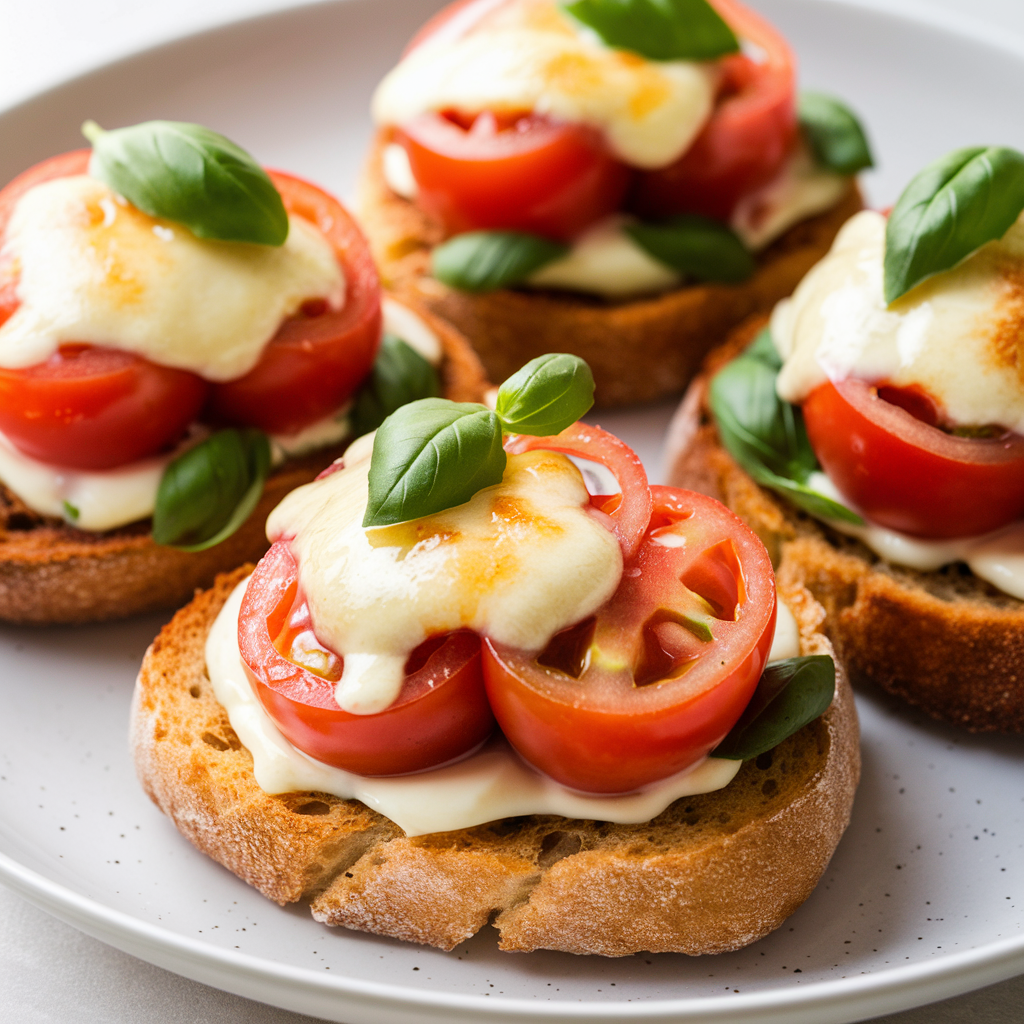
772, 209, 1024, 434
203, 582, 801, 835
372, 0, 716, 170
0, 175, 344, 379
266, 436, 623, 714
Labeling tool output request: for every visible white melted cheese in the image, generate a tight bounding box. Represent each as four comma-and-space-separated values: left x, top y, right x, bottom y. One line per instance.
372, 0, 716, 170
204, 582, 800, 836
0, 175, 344, 379
266, 436, 623, 714
772, 209, 1024, 434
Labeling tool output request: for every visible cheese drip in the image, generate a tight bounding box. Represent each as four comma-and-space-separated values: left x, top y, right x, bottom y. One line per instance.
772, 209, 1024, 434
0, 175, 344, 379
266, 436, 624, 715
372, 0, 715, 170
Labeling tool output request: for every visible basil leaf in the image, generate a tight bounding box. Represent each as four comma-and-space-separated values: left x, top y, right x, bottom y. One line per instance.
626, 216, 754, 283
363, 399, 506, 527
62, 500, 80, 522
351, 333, 441, 437
798, 92, 874, 175
82, 119, 288, 246
884, 145, 1024, 304
561, 0, 738, 61
153, 429, 271, 551
709, 329, 863, 524
496, 354, 595, 436
432, 231, 567, 292
713, 655, 836, 760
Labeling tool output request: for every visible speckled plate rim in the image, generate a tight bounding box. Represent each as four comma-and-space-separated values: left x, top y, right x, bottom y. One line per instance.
3, 0, 1024, 1021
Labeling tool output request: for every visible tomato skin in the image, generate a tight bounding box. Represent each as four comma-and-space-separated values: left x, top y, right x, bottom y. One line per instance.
630, 0, 797, 221
206, 170, 382, 434
238, 541, 495, 776
483, 486, 777, 794
802, 379, 1024, 539
396, 112, 631, 241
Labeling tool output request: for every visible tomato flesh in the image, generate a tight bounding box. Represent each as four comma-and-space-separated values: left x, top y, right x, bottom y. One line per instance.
483, 486, 777, 793
802, 378, 1024, 539
238, 541, 495, 776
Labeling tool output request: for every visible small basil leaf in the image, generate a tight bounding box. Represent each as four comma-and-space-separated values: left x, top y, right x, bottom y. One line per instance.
153, 429, 271, 551
626, 216, 755, 283
432, 231, 567, 292
351, 333, 441, 437
713, 655, 836, 760
884, 145, 1024, 304
82, 119, 288, 246
496, 354, 595, 436
709, 330, 863, 525
561, 0, 738, 62
363, 399, 506, 527
798, 92, 874, 175
62, 500, 80, 522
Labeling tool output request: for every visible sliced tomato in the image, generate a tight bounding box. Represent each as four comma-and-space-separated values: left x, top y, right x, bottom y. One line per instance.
395, 111, 630, 241
206, 170, 382, 435
238, 541, 495, 776
483, 486, 776, 793
630, 0, 797, 221
802, 378, 1024, 539
403, 0, 510, 56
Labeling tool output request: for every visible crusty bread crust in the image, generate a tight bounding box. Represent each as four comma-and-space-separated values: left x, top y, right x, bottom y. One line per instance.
667, 316, 1024, 733
358, 130, 863, 407
131, 568, 859, 956
0, 301, 488, 625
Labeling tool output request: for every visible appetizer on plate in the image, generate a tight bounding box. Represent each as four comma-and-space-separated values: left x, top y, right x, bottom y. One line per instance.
359, 0, 870, 405
668, 145, 1024, 731
0, 119, 487, 624
132, 355, 859, 955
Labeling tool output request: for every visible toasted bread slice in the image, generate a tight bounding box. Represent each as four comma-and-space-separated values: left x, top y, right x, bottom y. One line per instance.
131, 567, 859, 956
0, 301, 488, 625
667, 316, 1024, 733
357, 130, 863, 408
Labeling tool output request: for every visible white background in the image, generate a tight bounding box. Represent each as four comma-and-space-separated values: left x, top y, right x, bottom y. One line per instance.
2, 1, 1024, 1021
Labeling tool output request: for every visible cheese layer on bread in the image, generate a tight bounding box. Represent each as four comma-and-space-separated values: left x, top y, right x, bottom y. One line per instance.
0, 175, 343, 379
372, 0, 715, 170
772, 209, 1024, 435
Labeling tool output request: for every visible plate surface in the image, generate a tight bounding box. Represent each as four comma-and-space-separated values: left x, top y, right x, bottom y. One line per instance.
2, 1, 1024, 1021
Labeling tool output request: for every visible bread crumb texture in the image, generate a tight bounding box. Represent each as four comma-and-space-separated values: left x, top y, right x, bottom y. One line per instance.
131, 567, 859, 956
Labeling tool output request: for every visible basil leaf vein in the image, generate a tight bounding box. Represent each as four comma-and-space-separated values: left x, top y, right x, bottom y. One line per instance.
153, 429, 271, 551
561, 0, 738, 62
798, 92, 874, 175
884, 145, 1024, 304
713, 655, 836, 760
709, 329, 862, 524
351, 333, 441, 438
496, 354, 595, 436
626, 216, 754, 283
83, 119, 289, 246
432, 231, 567, 292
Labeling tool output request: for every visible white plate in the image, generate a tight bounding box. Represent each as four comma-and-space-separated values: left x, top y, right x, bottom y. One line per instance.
3, 1, 1024, 1021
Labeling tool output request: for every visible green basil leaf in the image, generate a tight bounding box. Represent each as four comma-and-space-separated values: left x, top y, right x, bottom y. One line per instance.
363, 399, 506, 527
351, 333, 441, 437
561, 0, 738, 61
713, 655, 836, 760
626, 216, 754, 283
153, 429, 271, 551
884, 145, 1024, 304
798, 92, 874, 175
431, 231, 567, 292
496, 354, 595, 436
62, 500, 80, 522
709, 329, 863, 524
82, 119, 288, 246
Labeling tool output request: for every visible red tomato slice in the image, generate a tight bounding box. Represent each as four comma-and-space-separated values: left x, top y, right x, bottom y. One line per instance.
206, 170, 382, 435
803, 378, 1024, 539
395, 111, 630, 241
630, 0, 797, 221
403, 0, 510, 56
238, 541, 495, 776
483, 486, 776, 793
